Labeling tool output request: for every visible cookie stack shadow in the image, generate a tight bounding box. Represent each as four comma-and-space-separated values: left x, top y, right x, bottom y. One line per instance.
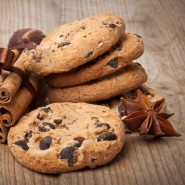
45, 33, 147, 103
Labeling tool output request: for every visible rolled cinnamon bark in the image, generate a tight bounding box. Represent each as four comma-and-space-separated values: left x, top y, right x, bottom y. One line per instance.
0, 73, 44, 127
0, 28, 45, 103
0, 121, 9, 144
0, 53, 27, 103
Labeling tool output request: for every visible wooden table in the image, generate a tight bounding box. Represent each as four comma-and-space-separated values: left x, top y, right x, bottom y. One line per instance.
0, 0, 185, 184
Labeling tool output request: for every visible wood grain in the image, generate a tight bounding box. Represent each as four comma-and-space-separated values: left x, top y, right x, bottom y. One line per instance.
0, 0, 185, 184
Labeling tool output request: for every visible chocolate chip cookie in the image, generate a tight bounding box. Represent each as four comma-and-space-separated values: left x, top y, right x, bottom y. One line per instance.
24, 13, 125, 76
48, 63, 147, 103
45, 32, 144, 87
8, 103, 125, 174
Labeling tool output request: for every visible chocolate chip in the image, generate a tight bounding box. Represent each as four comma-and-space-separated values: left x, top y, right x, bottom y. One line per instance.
97, 132, 117, 141
39, 136, 52, 150
84, 51, 93, 58
73, 137, 85, 148
37, 113, 43, 120
74, 136, 85, 142
40, 107, 51, 113
42, 122, 55, 129
107, 58, 118, 68
59, 146, 76, 166
74, 141, 83, 148
24, 131, 32, 141
109, 24, 117, 29
54, 119, 62, 124
58, 42, 71, 48
96, 123, 110, 129
15, 140, 29, 150
59, 34, 63, 38
38, 126, 47, 132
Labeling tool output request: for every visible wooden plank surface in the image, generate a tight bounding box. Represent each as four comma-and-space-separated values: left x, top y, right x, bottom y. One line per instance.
0, 0, 185, 184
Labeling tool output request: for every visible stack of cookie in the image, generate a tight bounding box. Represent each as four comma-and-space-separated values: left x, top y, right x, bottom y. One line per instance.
23, 13, 147, 103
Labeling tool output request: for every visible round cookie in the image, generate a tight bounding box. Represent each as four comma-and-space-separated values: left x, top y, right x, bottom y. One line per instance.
45, 32, 144, 87
98, 84, 167, 115
8, 103, 125, 174
48, 63, 147, 103
23, 13, 125, 76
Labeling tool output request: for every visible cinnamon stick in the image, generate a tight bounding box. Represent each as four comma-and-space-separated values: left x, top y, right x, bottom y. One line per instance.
0, 121, 9, 144
0, 53, 27, 103
0, 28, 45, 103
0, 73, 44, 127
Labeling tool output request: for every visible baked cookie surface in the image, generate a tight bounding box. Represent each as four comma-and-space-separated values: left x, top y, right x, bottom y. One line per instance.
45, 32, 144, 87
8, 103, 125, 174
48, 63, 147, 103
24, 13, 125, 76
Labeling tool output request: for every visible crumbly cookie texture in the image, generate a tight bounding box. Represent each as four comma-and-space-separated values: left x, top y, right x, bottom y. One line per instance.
48, 63, 147, 103
23, 13, 125, 76
8, 103, 125, 174
45, 32, 144, 87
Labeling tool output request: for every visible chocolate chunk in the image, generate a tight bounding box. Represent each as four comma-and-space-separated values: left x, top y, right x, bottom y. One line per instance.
97, 132, 117, 141
58, 42, 71, 48
84, 51, 93, 58
96, 123, 110, 129
15, 140, 29, 150
24, 131, 32, 141
109, 24, 117, 29
39, 136, 52, 150
54, 119, 62, 124
74, 141, 83, 148
107, 58, 118, 68
59, 34, 63, 38
74, 136, 85, 142
59, 146, 76, 166
37, 113, 43, 120
40, 107, 51, 113
42, 122, 55, 129
38, 126, 47, 132
73, 136, 85, 148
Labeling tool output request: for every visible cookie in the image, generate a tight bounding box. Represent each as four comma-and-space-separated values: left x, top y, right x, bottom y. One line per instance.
23, 13, 125, 76
8, 102, 125, 174
98, 84, 167, 116
45, 32, 144, 87
48, 63, 147, 103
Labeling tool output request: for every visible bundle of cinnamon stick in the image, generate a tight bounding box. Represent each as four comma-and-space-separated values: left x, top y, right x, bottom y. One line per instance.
0, 28, 47, 143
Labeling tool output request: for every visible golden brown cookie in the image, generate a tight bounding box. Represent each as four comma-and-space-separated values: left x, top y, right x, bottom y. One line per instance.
98, 84, 167, 116
45, 32, 144, 87
48, 63, 147, 103
8, 102, 125, 174
24, 13, 125, 76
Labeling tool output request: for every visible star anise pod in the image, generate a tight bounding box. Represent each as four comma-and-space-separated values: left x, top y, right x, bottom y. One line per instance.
120, 89, 181, 137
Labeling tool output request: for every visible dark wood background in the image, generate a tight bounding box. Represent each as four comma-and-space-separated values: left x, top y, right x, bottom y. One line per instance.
0, 0, 185, 184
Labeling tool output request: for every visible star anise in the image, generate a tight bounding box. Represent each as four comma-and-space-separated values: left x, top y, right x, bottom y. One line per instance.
120, 89, 181, 137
